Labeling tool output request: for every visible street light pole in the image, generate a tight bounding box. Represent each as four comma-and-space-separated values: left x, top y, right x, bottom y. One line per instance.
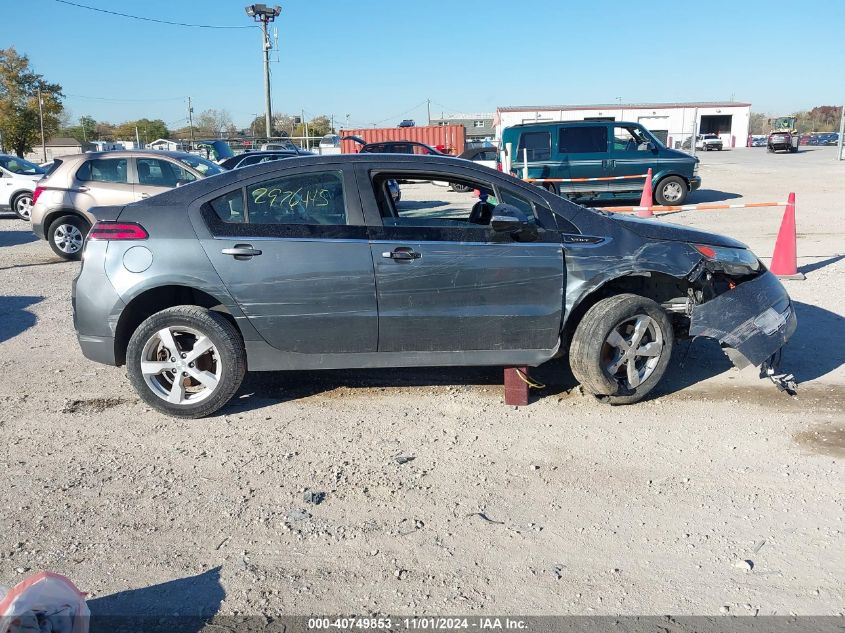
245, 4, 282, 140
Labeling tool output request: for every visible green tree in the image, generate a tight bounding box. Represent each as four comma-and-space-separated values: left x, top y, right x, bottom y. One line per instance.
0, 47, 64, 156
113, 118, 169, 144
749, 112, 769, 135
195, 108, 234, 138
62, 114, 97, 143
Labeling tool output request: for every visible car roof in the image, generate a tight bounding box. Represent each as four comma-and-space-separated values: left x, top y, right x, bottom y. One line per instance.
506, 120, 640, 130
55, 149, 206, 161
136, 153, 504, 207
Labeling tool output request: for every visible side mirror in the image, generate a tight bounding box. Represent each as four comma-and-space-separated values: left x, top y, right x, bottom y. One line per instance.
647, 141, 657, 151
491, 203, 538, 241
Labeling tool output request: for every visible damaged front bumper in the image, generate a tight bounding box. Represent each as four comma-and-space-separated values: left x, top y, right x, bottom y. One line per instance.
689, 271, 797, 368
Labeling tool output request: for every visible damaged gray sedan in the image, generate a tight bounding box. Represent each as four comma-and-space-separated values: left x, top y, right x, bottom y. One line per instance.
72, 154, 796, 417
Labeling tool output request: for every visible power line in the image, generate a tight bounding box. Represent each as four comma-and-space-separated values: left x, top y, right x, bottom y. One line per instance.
64, 93, 186, 103
52, 0, 256, 29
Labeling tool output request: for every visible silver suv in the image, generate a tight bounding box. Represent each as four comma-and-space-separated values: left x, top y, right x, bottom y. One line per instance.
30, 150, 223, 259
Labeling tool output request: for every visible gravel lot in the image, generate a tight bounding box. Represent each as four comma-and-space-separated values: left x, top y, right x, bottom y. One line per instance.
1, 147, 843, 618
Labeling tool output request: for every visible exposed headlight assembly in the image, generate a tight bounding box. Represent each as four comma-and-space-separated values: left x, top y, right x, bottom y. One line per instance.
692, 244, 761, 275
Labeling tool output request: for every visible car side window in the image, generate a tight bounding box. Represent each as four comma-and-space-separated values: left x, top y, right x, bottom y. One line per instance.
137, 158, 195, 187
559, 126, 608, 153
612, 126, 650, 152
76, 158, 128, 183
208, 189, 245, 223
246, 170, 346, 225
517, 132, 551, 161
371, 172, 537, 229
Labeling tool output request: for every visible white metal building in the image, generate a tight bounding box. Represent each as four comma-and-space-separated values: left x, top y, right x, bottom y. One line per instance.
494, 101, 751, 149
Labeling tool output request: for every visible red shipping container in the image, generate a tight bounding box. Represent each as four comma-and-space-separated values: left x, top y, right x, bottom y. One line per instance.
339, 125, 466, 156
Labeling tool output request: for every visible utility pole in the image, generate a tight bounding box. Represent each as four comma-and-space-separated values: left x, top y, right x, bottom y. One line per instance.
837, 105, 844, 161
135, 126, 141, 149
330, 114, 335, 133
37, 86, 47, 162
81, 117, 87, 143
427, 99, 431, 125
187, 96, 195, 147
245, 4, 282, 140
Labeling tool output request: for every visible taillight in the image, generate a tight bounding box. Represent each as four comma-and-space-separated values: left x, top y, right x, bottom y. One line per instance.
496, 162, 503, 172
31, 187, 44, 205
88, 221, 148, 240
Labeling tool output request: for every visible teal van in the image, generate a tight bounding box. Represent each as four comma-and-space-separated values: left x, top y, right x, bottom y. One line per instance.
501, 120, 701, 205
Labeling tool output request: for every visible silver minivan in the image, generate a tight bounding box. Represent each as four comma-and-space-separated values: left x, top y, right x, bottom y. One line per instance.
30, 150, 223, 259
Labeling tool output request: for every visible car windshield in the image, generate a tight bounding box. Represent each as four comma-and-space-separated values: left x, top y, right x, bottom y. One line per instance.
177, 155, 224, 177
0, 156, 44, 175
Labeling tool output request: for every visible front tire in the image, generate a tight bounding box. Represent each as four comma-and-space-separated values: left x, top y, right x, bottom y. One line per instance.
126, 306, 246, 418
654, 176, 688, 206
569, 294, 674, 405
48, 214, 90, 260
11, 192, 33, 221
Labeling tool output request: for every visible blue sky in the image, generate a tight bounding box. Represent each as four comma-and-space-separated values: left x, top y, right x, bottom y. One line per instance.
4, 0, 843, 130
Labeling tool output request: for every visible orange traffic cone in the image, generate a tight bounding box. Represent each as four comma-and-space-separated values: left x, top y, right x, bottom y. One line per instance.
769, 192, 804, 279
637, 168, 653, 218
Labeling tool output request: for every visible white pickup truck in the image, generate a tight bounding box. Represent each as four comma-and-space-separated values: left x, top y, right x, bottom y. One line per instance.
695, 134, 723, 151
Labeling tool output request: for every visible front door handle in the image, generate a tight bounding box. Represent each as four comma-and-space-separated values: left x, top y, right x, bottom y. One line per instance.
222, 244, 262, 259
382, 247, 421, 261
140, 192, 150, 199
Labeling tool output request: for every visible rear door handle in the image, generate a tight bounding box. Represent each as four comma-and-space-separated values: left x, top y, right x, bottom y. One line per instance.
382, 247, 421, 261
222, 244, 262, 259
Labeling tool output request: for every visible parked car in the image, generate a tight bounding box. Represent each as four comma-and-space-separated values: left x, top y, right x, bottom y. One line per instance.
72, 153, 795, 418
452, 146, 500, 192
696, 134, 723, 151
398, 120, 415, 128
319, 134, 341, 148
260, 140, 299, 151
750, 135, 768, 147
30, 150, 224, 260
817, 132, 840, 146
0, 155, 45, 220
358, 141, 445, 155
219, 150, 314, 170
502, 121, 700, 205
194, 140, 234, 163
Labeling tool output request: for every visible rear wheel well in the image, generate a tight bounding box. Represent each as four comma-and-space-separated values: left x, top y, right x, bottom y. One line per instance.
563, 273, 690, 347
114, 286, 239, 366
43, 209, 89, 233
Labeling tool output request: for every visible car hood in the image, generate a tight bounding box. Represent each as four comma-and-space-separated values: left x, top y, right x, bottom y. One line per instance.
609, 213, 748, 249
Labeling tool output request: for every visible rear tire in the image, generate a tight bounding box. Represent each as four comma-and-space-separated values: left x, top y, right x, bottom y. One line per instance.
48, 214, 90, 260
126, 306, 246, 419
654, 176, 688, 205
11, 192, 33, 221
569, 294, 674, 405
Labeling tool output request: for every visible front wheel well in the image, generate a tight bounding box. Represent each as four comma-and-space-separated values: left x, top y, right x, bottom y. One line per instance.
563, 272, 690, 347
113, 285, 239, 366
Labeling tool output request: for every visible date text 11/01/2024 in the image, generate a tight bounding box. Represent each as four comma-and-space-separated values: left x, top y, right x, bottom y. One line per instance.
307, 618, 528, 630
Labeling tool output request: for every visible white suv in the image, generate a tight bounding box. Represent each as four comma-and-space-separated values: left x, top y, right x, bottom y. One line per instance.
0, 155, 45, 220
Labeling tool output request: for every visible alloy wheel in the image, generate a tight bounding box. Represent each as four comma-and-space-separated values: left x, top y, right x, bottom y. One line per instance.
601, 314, 664, 389
140, 326, 222, 406
15, 195, 32, 220
661, 182, 684, 203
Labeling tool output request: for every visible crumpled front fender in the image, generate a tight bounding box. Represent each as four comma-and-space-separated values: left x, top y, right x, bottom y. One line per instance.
689, 271, 797, 368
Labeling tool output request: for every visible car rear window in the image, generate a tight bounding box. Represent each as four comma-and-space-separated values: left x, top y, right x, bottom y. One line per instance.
517, 131, 551, 161
246, 170, 347, 225
76, 158, 128, 183
559, 126, 608, 153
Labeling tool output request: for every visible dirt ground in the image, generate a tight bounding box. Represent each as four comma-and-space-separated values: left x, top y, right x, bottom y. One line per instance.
0, 146, 843, 618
